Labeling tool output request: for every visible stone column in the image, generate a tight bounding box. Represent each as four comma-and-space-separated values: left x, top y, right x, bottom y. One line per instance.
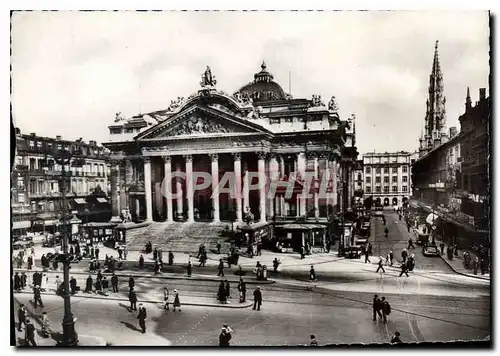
233, 153, 243, 222
324, 155, 331, 216
258, 152, 267, 222
313, 154, 319, 218
279, 155, 285, 179
109, 161, 120, 222
175, 163, 184, 220
243, 166, 250, 213
297, 152, 307, 216
269, 154, 279, 217
119, 161, 127, 214
144, 157, 153, 222
210, 153, 220, 222
185, 154, 194, 223
125, 160, 133, 210
163, 155, 173, 221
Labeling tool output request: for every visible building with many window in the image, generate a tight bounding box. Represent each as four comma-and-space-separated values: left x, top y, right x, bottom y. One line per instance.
362, 151, 412, 207
11, 129, 112, 235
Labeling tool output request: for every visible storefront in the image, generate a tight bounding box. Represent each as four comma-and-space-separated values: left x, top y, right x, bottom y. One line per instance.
274, 224, 326, 253
79, 222, 118, 247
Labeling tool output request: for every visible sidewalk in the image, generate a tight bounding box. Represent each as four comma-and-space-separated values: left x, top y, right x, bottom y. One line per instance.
434, 239, 490, 281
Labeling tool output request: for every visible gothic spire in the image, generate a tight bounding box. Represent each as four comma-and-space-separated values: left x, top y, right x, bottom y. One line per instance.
465, 86, 472, 110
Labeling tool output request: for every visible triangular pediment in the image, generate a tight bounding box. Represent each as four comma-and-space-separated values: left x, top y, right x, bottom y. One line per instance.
137, 105, 270, 140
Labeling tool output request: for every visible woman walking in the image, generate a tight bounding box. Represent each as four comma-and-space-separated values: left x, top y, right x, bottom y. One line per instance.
173, 289, 181, 312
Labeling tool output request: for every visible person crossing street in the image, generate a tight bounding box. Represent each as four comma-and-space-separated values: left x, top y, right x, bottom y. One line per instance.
372, 294, 382, 321
376, 258, 385, 273
17, 304, 27, 332
252, 286, 263, 311
137, 303, 147, 334
399, 261, 409, 277
407, 238, 415, 249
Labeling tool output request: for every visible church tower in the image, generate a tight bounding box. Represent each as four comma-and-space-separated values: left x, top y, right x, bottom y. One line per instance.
419, 41, 448, 157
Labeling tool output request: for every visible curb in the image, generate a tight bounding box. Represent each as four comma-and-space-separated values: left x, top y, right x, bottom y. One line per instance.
439, 255, 490, 281
14, 290, 254, 309
13, 268, 275, 284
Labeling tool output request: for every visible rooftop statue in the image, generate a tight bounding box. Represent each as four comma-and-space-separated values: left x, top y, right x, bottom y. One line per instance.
328, 96, 339, 112
114, 112, 126, 123
200, 65, 217, 88
311, 94, 325, 107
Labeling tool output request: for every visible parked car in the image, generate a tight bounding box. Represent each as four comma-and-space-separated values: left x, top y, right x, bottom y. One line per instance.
13, 236, 34, 250
344, 246, 362, 259
423, 245, 440, 257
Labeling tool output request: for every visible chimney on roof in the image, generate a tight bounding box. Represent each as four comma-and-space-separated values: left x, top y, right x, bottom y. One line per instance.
56, 135, 61, 141
449, 126, 457, 138
479, 88, 486, 101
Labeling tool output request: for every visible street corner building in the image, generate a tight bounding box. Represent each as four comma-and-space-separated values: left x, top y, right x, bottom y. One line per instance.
103, 62, 359, 250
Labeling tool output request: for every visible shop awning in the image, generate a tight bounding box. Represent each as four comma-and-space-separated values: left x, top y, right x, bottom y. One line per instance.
74, 198, 87, 204
96, 197, 108, 203
44, 219, 59, 226
12, 221, 31, 229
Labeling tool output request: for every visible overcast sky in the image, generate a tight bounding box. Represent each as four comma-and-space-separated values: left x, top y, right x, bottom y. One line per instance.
11, 11, 490, 154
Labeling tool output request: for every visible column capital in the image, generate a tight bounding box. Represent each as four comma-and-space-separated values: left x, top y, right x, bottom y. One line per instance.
269, 152, 279, 161
318, 152, 329, 160
210, 153, 219, 162
110, 160, 121, 169
143, 157, 151, 164
257, 152, 267, 160
183, 154, 193, 162
162, 155, 172, 163
306, 151, 318, 159
232, 152, 241, 161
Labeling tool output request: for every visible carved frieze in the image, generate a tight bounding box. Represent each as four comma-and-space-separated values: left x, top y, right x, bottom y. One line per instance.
165, 116, 231, 137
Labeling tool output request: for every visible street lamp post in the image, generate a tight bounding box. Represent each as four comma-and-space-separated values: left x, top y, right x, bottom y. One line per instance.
49, 147, 85, 346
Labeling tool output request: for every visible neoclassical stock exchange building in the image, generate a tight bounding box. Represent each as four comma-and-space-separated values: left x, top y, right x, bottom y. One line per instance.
104, 63, 356, 248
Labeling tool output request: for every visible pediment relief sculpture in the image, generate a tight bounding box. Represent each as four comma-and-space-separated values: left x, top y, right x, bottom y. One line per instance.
164, 116, 231, 137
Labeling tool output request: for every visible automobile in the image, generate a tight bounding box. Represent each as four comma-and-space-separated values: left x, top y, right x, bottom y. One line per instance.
12, 236, 34, 250
423, 245, 440, 257
344, 246, 362, 259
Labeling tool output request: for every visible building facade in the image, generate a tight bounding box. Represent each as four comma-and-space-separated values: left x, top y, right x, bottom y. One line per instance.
12, 129, 111, 235
362, 151, 412, 207
103, 63, 354, 224
411, 87, 489, 246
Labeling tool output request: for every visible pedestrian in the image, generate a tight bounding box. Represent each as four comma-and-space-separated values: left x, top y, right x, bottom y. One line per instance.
33, 285, 44, 309
376, 258, 385, 273
187, 260, 192, 277
111, 273, 119, 293
217, 242, 221, 254
473, 257, 479, 275
27, 255, 33, 270
41, 312, 50, 338
128, 275, 135, 291
300, 245, 305, 259
24, 319, 37, 346
158, 248, 163, 263
372, 294, 382, 321
237, 277, 246, 303
118, 247, 123, 260
401, 249, 408, 264
224, 279, 231, 299
252, 286, 262, 311
14, 272, 21, 292
96, 270, 103, 282
55, 275, 62, 295
70, 276, 77, 294
41, 254, 49, 271
309, 265, 317, 282
440, 242, 445, 255
309, 335, 318, 346
168, 251, 174, 265
381, 296, 391, 324
368, 243, 373, 256
480, 258, 486, 275
95, 279, 102, 294
391, 331, 402, 343
163, 287, 170, 310
399, 262, 409, 277
384, 227, 389, 238
85, 274, 93, 293
95, 247, 100, 261
129, 287, 138, 311
217, 259, 225, 277
137, 303, 147, 334
17, 304, 27, 332
139, 254, 144, 269
173, 289, 181, 312
273, 258, 280, 273
102, 276, 109, 294
218, 281, 227, 303
52, 257, 58, 271
154, 259, 162, 275
219, 325, 232, 346
123, 246, 128, 260
407, 254, 415, 272
408, 238, 415, 249
364, 250, 371, 264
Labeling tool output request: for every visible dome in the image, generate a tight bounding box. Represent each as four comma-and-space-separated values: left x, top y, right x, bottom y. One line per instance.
234, 61, 287, 101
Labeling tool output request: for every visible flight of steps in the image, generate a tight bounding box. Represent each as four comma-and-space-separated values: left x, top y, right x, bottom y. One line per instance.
126, 221, 231, 254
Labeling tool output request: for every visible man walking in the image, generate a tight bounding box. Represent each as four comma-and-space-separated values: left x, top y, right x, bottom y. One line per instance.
137, 304, 147, 334
85, 275, 93, 293
95, 247, 100, 261
252, 286, 262, 311
407, 238, 415, 249
364, 249, 371, 264
381, 297, 391, 324
217, 259, 225, 277
111, 273, 119, 293
372, 294, 382, 321
17, 304, 27, 332
237, 278, 246, 303
439, 242, 445, 255
24, 319, 37, 346
33, 285, 44, 309
128, 275, 135, 291
376, 258, 385, 273
129, 287, 138, 311
399, 262, 409, 277
401, 249, 408, 264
